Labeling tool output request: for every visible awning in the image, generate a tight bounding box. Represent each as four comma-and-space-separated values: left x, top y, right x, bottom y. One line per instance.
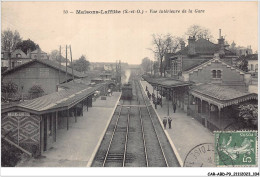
142, 76, 191, 88
190, 84, 258, 109
1, 83, 104, 115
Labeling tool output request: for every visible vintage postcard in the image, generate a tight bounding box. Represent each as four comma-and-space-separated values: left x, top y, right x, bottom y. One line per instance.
1, 1, 258, 176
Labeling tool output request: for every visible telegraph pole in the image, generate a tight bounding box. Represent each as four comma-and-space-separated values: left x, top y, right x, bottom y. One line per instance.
59, 45, 61, 84
65, 45, 68, 83
70, 45, 74, 82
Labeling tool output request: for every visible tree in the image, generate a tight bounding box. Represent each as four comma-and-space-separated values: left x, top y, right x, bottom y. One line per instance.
141, 57, 152, 74
1, 29, 22, 51
28, 85, 44, 99
149, 34, 181, 76
15, 39, 39, 54
185, 24, 213, 40
1, 81, 18, 100
48, 49, 68, 63
238, 104, 258, 129
153, 61, 160, 76
73, 55, 90, 73
236, 56, 248, 72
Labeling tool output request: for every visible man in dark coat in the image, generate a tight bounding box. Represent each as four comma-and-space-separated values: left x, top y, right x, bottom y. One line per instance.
173, 103, 177, 113
168, 117, 172, 129
163, 117, 167, 129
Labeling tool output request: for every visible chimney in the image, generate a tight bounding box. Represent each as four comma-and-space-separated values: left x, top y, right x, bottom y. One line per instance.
37, 48, 41, 60
180, 41, 185, 50
218, 29, 225, 56
27, 48, 31, 59
188, 36, 196, 55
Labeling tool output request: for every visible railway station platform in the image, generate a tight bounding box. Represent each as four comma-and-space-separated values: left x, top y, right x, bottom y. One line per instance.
17, 92, 121, 167
140, 80, 214, 167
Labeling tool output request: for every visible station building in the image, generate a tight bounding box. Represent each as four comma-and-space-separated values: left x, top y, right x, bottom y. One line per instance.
2, 59, 85, 98
144, 54, 257, 132
1, 82, 107, 156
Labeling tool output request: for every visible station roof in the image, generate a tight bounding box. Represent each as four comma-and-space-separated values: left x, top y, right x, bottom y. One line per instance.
2, 59, 84, 78
190, 84, 257, 108
143, 76, 191, 88
2, 83, 104, 115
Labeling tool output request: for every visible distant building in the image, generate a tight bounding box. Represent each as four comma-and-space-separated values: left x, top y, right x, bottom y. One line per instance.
1, 48, 49, 71
30, 48, 48, 60
166, 29, 238, 78
230, 41, 253, 57
2, 59, 84, 98
8, 49, 31, 69
243, 54, 258, 73
1, 50, 9, 72
90, 62, 128, 71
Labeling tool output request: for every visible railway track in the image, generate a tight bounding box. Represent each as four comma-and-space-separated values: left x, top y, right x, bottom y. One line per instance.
91, 76, 180, 167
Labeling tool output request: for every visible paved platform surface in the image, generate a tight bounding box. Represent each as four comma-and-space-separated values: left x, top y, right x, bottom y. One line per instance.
140, 80, 214, 166
17, 92, 121, 167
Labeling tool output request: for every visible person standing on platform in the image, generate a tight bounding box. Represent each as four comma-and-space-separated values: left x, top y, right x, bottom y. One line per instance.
154, 97, 157, 109
168, 116, 172, 129
173, 102, 177, 113
163, 117, 167, 129
108, 88, 111, 96
110, 88, 113, 96
146, 86, 148, 91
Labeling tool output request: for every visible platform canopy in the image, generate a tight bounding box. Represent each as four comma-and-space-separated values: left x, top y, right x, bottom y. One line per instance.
143, 76, 191, 89
2, 83, 104, 115
190, 84, 258, 109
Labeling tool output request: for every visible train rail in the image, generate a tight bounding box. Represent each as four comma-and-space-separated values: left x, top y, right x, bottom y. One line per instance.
134, 79, 168, 167
91, 76, 179, 167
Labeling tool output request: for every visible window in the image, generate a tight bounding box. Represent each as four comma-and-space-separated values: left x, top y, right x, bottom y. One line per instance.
212, 70, 221, 79
212, 70, 216, 78
16, 54, 22, 58
251, 64, 254, 71
173, 62, 178, 75
216, 70, 221, 78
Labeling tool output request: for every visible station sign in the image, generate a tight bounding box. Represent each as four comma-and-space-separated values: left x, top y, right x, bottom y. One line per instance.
8, 112, 30, 117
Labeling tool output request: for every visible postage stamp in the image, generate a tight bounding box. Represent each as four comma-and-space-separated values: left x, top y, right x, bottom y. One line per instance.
215, 131, 258, 167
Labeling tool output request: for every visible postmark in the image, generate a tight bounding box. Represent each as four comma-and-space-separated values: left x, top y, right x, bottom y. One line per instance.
183, 143, 215, 167
215, 130, 258, 167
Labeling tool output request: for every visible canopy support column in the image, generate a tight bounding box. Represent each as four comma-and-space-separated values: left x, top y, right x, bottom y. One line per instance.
67, 109, 69, 130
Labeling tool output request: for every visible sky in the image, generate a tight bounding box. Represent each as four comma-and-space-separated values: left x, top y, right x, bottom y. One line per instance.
1, 1, 258, 64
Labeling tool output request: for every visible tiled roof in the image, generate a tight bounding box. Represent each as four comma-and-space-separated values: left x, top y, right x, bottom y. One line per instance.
2, 84, 103, 114
183, 59, 209, 71
175, 38, 235, 56
58, 80, 91, 90
11, 49, 28, 58
31, 49, 47, 54
2, 59, 84, 78
190, 84, 257, 108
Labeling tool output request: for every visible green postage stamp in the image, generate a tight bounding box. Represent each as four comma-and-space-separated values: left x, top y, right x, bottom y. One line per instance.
215, 131, 258, 167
